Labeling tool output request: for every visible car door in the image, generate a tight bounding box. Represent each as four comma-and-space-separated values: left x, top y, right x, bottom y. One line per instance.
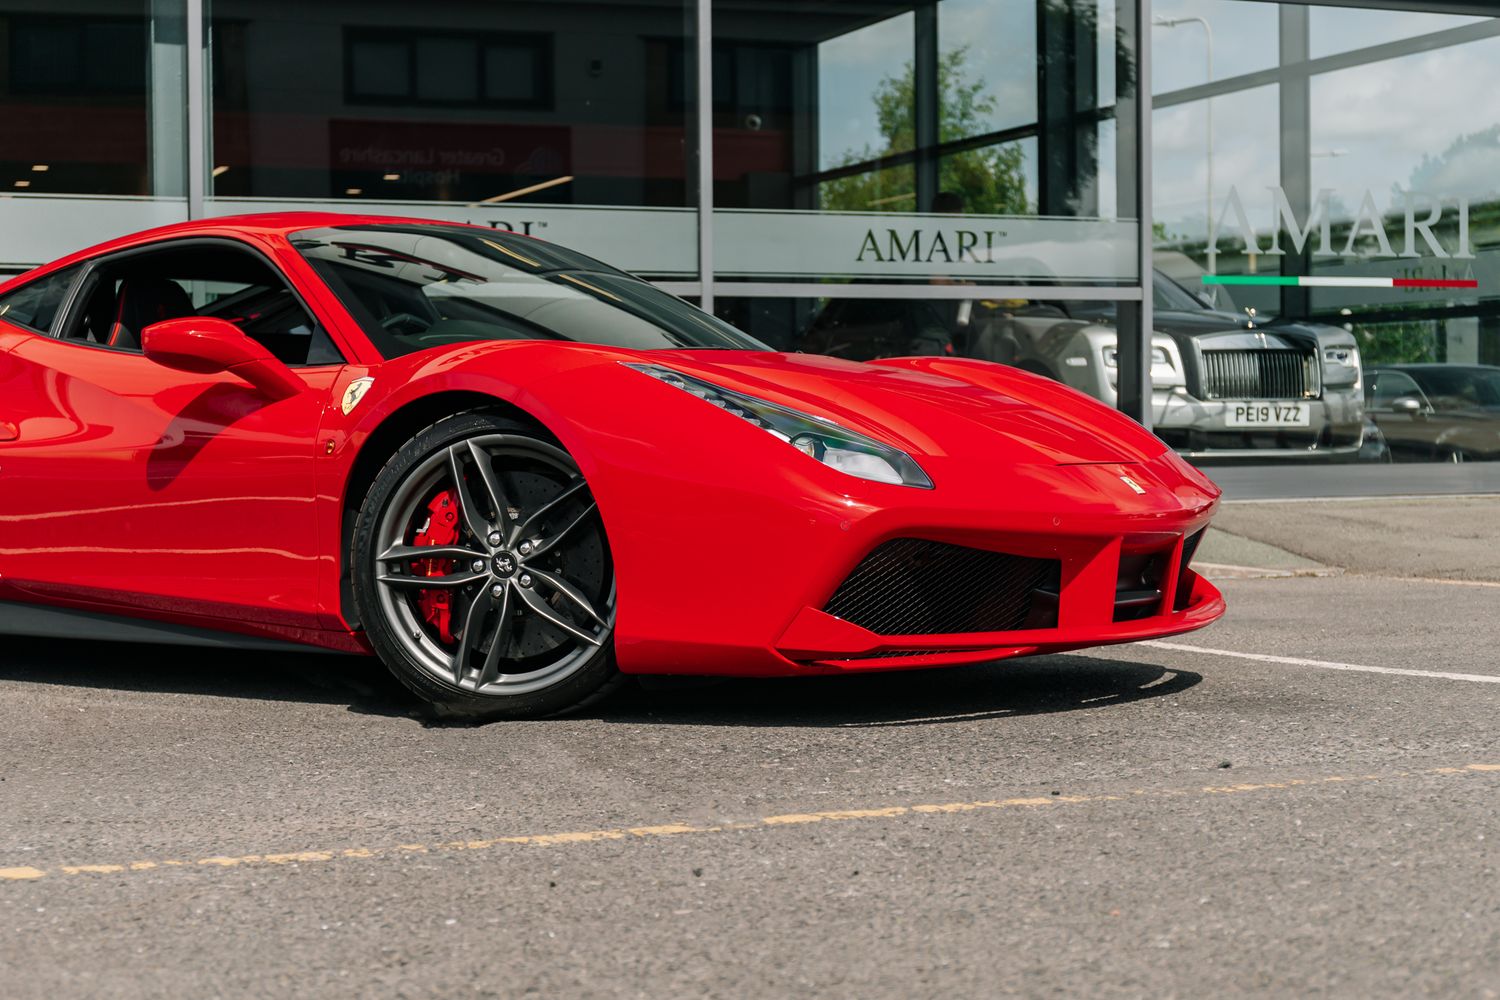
0, 238, 344, 631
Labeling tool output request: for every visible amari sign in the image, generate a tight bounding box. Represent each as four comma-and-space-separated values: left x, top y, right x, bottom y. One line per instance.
713, 209, 1139, 283
1210, 185, 1476, 266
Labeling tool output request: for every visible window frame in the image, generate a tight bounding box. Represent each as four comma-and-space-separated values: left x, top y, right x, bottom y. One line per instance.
6, 12, 148, 99
48, 237, 346, 369
1368, 369, 1428, 410
343, 27, 554, 110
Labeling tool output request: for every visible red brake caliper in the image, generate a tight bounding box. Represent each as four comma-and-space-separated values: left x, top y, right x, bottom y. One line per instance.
412, 490, 461, 644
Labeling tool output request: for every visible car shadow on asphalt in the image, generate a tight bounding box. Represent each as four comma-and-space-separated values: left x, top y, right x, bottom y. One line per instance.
0, 636, 416, 717
589, 655, 1201, 729
0, 637, 1198, 728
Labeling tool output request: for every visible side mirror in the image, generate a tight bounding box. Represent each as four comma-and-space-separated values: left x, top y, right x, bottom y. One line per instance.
1390, 396, 1425, 415
142, 317, 304, 400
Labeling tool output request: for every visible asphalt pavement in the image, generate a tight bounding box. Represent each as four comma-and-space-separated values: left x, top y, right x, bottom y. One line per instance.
2, 498, 1498, 998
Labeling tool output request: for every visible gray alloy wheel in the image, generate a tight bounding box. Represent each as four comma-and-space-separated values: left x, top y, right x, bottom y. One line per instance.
355, 414, 618, 718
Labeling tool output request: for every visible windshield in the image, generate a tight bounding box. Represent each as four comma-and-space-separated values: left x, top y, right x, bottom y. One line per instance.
1052, 271, 1212, 324
1409, 368, 1500, 408
292, 224, 768, 357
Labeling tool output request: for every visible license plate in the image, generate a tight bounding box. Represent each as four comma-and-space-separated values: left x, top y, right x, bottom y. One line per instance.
1224, 402, 1310, 427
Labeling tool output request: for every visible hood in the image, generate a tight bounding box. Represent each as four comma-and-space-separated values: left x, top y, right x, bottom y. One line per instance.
1153, 309, 1355, 350
645, 349, 1165, 466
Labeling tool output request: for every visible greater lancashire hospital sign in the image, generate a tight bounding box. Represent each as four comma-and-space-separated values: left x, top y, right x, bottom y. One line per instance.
0, 195, 1138, 284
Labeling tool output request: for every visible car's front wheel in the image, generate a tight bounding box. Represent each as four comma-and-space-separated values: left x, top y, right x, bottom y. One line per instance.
352, 412, 618, 720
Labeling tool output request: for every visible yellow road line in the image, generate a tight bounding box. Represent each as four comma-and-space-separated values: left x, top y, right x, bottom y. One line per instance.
3, 763, 1496, 883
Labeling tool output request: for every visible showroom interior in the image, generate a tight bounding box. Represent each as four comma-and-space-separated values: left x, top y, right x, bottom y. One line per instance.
2, 0, 1496, 476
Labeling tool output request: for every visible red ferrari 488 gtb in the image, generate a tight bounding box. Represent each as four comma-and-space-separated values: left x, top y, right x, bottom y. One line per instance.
0, 214, 1223, 719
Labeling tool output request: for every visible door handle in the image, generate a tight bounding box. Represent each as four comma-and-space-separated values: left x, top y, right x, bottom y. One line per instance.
0, 421, 17, 441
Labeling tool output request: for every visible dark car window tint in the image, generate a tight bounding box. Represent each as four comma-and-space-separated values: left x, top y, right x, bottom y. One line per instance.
1152, 273, 1205, 312
61, 244, 341, 366
292, 224, 768, 358
1369, 370, 1423, 408
1477, 372, 1500, 406
0, 265, 81, 334
1410, 370, 1500, 407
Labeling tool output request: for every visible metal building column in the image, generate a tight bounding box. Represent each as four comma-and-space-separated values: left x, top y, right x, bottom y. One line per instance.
186, 0, 205, 218
1279, 5, 1312, 320
695, 0, 715, 309
148, 0, 187, 199
1116, 0, 1153, 428
914, 2, 940, 213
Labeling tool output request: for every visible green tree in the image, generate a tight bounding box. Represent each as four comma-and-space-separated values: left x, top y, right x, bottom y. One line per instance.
820, 46, 1029, 215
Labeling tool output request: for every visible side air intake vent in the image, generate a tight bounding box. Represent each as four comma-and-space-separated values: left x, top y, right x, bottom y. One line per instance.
1173, 529, 1205, 611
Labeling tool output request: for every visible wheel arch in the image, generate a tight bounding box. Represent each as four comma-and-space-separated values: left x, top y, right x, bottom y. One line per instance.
336, 390, 556, 629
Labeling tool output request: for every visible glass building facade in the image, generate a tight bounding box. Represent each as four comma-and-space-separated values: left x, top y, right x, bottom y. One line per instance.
2, 0, 1495, 468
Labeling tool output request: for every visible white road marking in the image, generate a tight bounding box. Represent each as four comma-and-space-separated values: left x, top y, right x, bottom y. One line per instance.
1143, 640, 1500, 685
1391, 576, 1500, 589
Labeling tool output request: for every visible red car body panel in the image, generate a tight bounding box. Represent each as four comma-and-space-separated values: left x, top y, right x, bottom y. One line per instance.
0, 213, 1224, 672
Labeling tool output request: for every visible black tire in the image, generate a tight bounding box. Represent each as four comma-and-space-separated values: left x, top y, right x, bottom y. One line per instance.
352, 411, 621, 721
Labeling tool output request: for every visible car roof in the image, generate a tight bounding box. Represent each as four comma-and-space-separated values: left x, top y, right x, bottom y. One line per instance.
1371, 363, 1500, 374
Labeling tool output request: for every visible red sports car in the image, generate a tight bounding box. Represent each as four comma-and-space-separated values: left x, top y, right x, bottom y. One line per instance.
0, 214, 1224, 719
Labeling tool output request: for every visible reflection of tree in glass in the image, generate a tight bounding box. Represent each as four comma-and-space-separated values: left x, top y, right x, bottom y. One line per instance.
820, 45, 1028, 216
1405, 124, 1500, 250
1355, 319, 1439, 365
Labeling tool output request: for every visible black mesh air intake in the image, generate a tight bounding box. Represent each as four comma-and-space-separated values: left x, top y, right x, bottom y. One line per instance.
824, 539, 1060, 635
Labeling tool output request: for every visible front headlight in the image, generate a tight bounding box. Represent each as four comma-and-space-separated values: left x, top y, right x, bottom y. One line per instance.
625, 363, 934, 489
1103, 346, 1171, 368
1322, 344, 1362, 386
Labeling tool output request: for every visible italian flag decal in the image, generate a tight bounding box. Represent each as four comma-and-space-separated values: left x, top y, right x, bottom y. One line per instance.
1202, 274, 1477, 289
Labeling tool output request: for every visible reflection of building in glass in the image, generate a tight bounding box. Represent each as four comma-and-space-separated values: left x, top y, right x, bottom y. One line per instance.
1150, 4, 1500, 369
0, 0, 1494, 467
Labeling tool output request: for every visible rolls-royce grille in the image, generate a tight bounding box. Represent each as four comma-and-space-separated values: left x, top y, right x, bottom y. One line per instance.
1201, 348, 1316, 400
824, 538, 1060, 635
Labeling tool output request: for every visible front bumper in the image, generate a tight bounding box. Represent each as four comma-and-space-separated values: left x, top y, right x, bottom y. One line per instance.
1152, 386, 1364, 459
772, 537, 1223, 672
606, 452, 1222, 677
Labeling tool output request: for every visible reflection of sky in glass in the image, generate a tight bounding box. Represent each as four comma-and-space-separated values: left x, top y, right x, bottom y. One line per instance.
1309, 6, 1487, 59
818, 13, 913, 171
1150, 0, 1275, 94
937, 0, 1036, 136
1311, 35, 1500, 218
1153, 84, 1278, 243
1154, 14, 1500, 246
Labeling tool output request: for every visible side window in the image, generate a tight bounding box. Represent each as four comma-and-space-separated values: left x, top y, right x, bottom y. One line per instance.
0, 266, 82, 334
60, 244, 342, 366
1370, 371, 1423, 409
